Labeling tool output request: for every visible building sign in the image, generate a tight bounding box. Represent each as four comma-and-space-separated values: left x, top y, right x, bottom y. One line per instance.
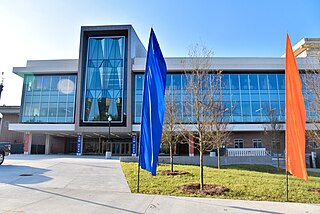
76, 134, 82, 155
132, 134, 136, 156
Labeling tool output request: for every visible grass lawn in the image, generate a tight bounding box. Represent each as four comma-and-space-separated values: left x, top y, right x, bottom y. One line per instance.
121, 162, 320, 203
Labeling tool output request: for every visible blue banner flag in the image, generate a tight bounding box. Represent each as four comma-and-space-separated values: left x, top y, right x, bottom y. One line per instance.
139, 29, 167, 176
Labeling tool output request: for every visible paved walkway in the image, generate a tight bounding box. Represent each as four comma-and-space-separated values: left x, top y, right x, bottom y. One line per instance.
0, 155, 319, 213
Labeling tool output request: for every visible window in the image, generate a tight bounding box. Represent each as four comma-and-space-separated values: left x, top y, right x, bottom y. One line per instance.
133, 73, 291, 123
4, 121, 10, 128
253, 139, 263, 148
234, 139, 244, 148
240, 74, 249, 90
230, 75, 240, 90
82, 36, 126, 123
21, 75, 76, 123
268, 74, 278, 90
172, 75, 181, 90
222, 74, 230, 89
249, 74, 259, 90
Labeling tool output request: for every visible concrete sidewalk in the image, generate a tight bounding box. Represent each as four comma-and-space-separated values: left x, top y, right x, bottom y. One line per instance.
0, 155, 319, 214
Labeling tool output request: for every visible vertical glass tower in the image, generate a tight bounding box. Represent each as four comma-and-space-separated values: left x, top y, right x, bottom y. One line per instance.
82, 37, 126, 123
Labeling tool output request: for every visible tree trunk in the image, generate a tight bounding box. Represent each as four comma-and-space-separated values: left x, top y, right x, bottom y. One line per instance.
200, 144, 204, 190
277, 142, 280, 171
170, 143, 174, 172
217, 147, 221, 169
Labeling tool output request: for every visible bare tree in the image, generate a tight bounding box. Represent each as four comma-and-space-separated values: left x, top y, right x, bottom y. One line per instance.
182, 44, 228, 189
205, 73, 231, 169
264, 108, 283, 171
162, 89, 183, 172
303, 57, 320, 148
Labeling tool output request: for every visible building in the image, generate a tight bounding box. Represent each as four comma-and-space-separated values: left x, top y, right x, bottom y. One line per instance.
0, 106, 49, 154
8, 25, 320, 156
0, 106, 24, 144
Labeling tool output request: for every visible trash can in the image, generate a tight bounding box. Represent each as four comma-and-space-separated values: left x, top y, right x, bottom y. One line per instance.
105, 151, 112, 159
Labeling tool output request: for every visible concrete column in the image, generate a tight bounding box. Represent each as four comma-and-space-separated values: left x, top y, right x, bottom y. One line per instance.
189, 134, 194, 157
311, 152, 317, 168
24, 132, 32, 155
45, 134, 51, 155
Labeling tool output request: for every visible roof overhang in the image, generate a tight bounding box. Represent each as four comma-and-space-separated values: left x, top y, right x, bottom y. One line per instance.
9, 123, 75, 133
132, 57, 318, 72
13, 59, 78, 77
0, 106, 20, 114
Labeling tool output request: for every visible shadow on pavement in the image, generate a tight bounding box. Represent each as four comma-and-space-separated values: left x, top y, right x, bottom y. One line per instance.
229, 206, 284, 214
12, 184, 141, 214
6, 154, 120, 161
0, 165, 52, 185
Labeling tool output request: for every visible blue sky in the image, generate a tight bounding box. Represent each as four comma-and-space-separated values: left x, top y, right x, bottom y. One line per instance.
0, 0, 319, 105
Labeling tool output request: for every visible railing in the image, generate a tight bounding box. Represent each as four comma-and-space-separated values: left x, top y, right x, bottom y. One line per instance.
227, 148, 266, 156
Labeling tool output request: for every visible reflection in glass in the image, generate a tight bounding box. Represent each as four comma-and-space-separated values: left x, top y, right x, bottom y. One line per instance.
21, 75, 76, 123
83, 36, 126, 122
240, 74, 249, 90
133, 73, 309, 123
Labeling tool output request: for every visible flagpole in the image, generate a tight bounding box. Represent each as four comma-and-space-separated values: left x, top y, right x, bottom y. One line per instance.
285, 33, 288, 202
286, 137, 288, 201
137, 135, 141, 193
137, 158, 141, 193
284, 33, 308, 202
286, 170, 288, 201
285, 59, 289, 202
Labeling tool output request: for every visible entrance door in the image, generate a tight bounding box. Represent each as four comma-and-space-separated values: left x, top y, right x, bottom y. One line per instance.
83, 138, 100, 154
110, 142, 131, 156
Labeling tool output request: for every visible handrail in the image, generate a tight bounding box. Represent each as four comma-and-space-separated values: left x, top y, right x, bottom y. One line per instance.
227, 148, 266, 156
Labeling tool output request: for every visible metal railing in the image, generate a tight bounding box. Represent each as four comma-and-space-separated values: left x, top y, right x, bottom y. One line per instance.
227, 148, 267, 156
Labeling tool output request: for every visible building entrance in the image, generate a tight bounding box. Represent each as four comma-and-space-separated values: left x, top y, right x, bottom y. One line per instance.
82, 137, 131, 156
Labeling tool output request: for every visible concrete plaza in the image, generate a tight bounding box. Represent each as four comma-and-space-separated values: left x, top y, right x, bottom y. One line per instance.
0, 155, 319, 213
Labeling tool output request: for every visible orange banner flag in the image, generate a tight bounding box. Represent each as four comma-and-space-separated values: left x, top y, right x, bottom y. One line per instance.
285, 34, 308, 181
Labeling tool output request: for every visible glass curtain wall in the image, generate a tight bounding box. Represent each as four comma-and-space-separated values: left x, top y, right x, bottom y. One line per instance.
82, 36, 126, 123
134, 73, 289, 123
21, 74, 76, 123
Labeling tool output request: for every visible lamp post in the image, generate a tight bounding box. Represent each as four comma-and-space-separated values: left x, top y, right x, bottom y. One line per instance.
108, 115, 112, 146
0, 72, 4, 101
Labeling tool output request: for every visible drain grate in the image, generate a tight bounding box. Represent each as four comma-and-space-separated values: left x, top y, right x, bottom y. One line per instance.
19, 174, 33, 176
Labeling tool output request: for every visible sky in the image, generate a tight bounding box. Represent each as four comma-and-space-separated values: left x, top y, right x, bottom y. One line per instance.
0, 0, 319, 106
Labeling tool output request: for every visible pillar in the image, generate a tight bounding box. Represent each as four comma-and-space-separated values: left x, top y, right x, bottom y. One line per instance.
45, 134, 51, 155
24, 132, 32, 155
189, 134, 194, 157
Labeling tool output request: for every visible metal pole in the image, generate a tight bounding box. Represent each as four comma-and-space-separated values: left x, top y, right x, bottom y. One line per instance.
137, 134, 141, 193
285, 136, 289, 202
0, 84, 3, 101
137, 156, 140, 193
285, 125, 289, 202
286, 171, 289, 201
108, 120, 111, 144
0, 71, 4, 101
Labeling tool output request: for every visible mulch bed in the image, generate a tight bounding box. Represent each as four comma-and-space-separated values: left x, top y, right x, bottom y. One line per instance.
309, 188, 320, 194
158, 170, 190, 176
178, 183, 229, 195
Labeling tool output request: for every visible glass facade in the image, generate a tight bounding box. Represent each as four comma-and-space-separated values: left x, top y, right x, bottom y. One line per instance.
21, 74, 76, 123
134, 73, 288, 123
82, 36, 126, 123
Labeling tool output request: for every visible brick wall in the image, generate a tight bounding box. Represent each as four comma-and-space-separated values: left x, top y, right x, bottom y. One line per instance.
0, 113, 24, 144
